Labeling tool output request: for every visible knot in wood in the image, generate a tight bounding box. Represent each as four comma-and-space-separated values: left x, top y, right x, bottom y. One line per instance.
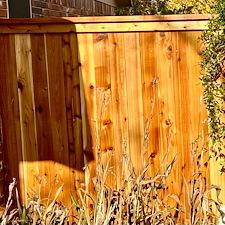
165, 119, 171, 126
18, 80, 25, 91
103, 119, 112, 126
150, 152, 156, 158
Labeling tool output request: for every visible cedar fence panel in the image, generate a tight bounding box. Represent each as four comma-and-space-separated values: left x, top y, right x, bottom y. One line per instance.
0, 14, 223, 222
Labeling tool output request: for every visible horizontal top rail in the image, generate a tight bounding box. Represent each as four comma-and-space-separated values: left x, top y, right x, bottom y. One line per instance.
0, 14, 211, 33
0, 14, 211, 24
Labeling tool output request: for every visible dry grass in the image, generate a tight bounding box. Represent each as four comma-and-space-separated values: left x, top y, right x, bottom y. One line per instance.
0, 113, 223, 224
0, 177, 69, 225
0, 47, 222, 223
71, 148, 180, 225
186, 137, 222, 225
0, 138, 222, 225
0, 82, 222, 224
69, 132, 222, 225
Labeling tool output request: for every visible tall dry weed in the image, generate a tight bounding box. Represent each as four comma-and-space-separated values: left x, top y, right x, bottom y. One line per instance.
0, 79, 223, 224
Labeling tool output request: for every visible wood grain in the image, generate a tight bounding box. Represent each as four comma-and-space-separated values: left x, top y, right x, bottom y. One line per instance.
0, 15, 210, 34
0, 16, 217, 224
77, 33, 97, 193
30, 33, 54, 201
44, 34, 70, 205
15, 34, 38, 204
0, 34, 23, 201
124, 33, 144, 175
0, 14, 211, 24
93, 33, 116, 187
61, 33, 85, 201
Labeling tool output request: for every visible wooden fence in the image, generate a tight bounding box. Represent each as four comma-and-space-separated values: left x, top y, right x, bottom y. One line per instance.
0, 14, 223, 222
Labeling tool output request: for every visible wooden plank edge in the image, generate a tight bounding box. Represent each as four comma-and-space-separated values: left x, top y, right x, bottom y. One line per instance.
0, 14, 212, 25
75, 21, 209, 33
0, 24, 76, 34
0, 20, 209, 34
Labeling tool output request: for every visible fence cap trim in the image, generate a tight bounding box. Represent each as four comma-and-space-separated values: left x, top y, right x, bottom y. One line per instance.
0, 14, 211, 25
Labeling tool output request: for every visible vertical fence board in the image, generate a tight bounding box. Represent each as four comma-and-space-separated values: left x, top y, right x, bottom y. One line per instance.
78, 33, 97, 193
61, 33, 85, 201
70, 33, 85, 190
108, 33, 125, 188
155, 31, 175, 164
140, 32, 161, 176
93, 33, 116, 187
15, 34, 38, 204
147, 31, 182, 215
44, 34, 70, 205
171, 32, 191, 221
124, 33, 144, 175
30, 33, 54, 200
108, 33, 131, 186
0, 34, 23, 201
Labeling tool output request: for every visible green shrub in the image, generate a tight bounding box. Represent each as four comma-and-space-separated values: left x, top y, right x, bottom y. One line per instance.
200, 0, 225, 168
116, 0, 216, 15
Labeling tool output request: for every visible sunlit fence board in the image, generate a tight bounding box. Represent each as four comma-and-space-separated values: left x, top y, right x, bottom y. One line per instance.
0, 14, 220, 222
